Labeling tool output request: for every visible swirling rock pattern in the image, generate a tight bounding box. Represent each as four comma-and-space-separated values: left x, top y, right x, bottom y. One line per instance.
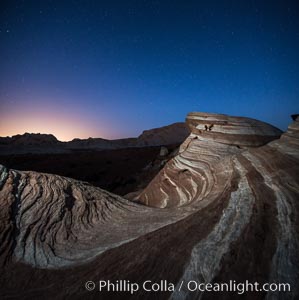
0, 112, 298, 300
0, 166, 189, 269
134, 112, 282, 207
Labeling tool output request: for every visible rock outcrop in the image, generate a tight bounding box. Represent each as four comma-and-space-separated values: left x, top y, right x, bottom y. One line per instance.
0, 133, 58, 146
0, 112, 298, 300
186, 112, 282, 146
0, 133, 62, 154
134, 112, 282, 207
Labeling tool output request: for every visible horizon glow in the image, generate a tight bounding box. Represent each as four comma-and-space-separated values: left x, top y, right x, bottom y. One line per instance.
1, 1, 299, 140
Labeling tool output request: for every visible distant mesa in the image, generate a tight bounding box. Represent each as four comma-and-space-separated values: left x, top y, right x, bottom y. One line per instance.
137, 122, 190, 146
0, 132, 58, 146
0, 122, 190, 154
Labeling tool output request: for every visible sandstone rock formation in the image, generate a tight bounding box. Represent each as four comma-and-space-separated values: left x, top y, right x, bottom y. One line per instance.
0, 112, 298, 300
134, 112, 282, 207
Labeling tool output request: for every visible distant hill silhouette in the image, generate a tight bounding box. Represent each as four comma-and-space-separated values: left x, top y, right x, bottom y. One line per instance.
0, 122, 190, 154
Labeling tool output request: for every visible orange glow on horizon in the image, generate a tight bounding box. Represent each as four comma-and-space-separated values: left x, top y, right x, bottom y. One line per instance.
0, 111, 112, 141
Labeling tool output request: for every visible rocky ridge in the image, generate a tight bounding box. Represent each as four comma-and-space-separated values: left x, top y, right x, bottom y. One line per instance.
0, 122, 190, 154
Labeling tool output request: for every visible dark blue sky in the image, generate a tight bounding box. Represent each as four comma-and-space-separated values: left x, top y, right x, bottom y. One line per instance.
1, 0, 299, 140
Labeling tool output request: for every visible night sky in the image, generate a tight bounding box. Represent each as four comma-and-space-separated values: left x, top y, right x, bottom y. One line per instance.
1, 0, 299, 141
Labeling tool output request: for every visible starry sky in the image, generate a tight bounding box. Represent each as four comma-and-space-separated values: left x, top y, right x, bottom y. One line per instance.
1, 0, 299, 141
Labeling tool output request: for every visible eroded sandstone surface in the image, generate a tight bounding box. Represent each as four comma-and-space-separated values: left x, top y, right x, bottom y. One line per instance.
134, 112, 282, 207
0, 112, 298, 300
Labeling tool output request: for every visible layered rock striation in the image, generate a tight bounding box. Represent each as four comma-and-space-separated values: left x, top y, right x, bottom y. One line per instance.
0, 112, 298, 300
133, 112, 282, 207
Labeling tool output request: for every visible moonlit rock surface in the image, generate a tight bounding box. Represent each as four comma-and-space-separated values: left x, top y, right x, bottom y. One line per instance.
186, 111, 282, 146
0, 112, 298, 300
134, 112, 282, 207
